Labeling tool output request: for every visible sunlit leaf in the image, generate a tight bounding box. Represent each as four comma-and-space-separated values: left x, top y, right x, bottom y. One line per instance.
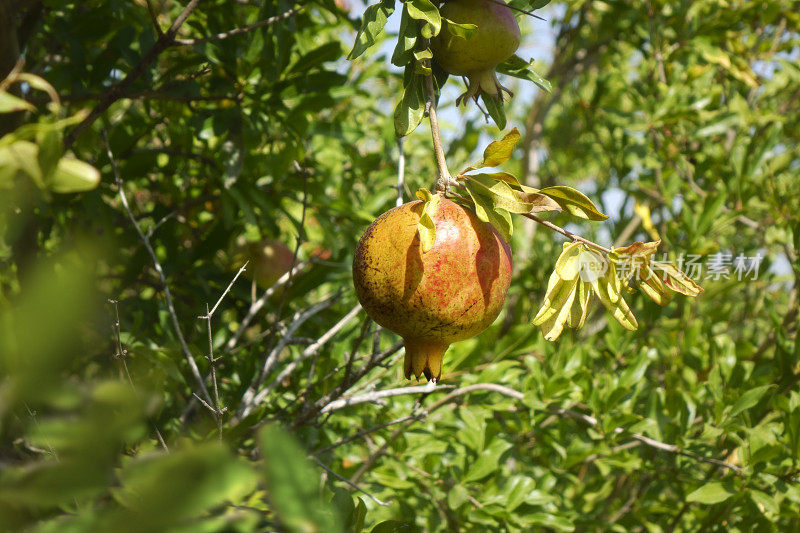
469, 128, 520, 170
658, 262, 704, 296
347, 0, 395, 60
443, 18, 477, 40
0, 91, 35, 113
407, 0, 441, 39
394, 72, 426, 137
686, 482, 736, 505
464, 183, 512, 243
496, 54, 552, 93
540, 186, 608, 220
415, 188, 441, 252
591, 261, 638, 330
48, 157, 101, 193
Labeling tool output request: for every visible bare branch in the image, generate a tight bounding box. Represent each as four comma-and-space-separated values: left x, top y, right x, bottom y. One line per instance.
247, 304, 363, 415
319, 380, 744, 477
224, 260, 309, 353
520, 212, 612, 254
235, 296, 339, 420
103, 131, 212, 406
320, 381, 453, 414
174, 7, 303, 46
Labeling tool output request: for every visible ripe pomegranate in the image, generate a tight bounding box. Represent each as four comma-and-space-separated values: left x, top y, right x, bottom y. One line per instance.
432, 0, 521, 105
232, 238, 295, 289
352, 197, 512, 381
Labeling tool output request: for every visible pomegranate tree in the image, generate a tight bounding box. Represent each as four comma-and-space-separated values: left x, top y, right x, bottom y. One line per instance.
432, 0, 521, 105
352, 195, 513, 381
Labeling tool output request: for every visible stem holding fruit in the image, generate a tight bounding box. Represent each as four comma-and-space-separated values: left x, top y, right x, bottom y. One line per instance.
424, 66, 453, 195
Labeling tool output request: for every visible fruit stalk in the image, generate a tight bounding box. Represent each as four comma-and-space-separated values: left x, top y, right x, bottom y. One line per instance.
424, 66, 452, 195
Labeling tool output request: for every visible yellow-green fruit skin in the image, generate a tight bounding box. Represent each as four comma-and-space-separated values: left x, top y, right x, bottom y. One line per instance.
352, 198, 513, 381
432, 0, 520, 103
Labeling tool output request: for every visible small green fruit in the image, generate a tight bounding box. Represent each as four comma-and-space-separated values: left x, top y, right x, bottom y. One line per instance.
432, 0, 521, 105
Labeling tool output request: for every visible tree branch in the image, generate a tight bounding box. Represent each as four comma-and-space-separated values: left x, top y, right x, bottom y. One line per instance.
65, 0, 202, 148
521, 212, 612, 254
174, 7, 302, 46
103, 130, 212, 406
424, 68, 452, 194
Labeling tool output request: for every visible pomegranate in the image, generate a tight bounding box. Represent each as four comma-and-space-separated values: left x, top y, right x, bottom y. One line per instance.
232, 238, 295, 289
432, 0, 521, 105
352, 196, 513, 381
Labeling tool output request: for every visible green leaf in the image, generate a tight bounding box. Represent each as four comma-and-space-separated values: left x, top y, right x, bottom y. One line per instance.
463, 179, 513, 243
259, 424, 343, 533
391, 6, 418, 67
728, 385, 774, 419
347, 0, 395, 60
413, 49, 433, 75
686, 482, 736, 505
415, 188, 440, 252
0, 91, 35, 113
48, 157, 101, 193
0, 140, 44, 188
464, 440, 512, 482
567, 278, 591, 329
406, 0, 441, 39
394, 71, 426, 137
112, 444, 258, 529
462, 173, 553, 214
371, 521, 419, 533
443, 18, 477, 40
526, 513, 574, 532
496, 55, 552, 93
539, 186, 609, 220
480, 92, 506, 130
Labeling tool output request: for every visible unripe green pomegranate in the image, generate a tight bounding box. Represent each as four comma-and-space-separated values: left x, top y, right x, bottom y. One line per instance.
432, 0, 521, 105
352, 196, 513, 381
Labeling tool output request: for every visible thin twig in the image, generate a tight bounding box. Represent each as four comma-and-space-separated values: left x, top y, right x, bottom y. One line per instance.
197, 263, 247, 440
313, 414, 419, 456
224, 260, 309, 353
144, 0, 163, 37
249, 304, 363, 412
323, 381, 745, 477
65, 0, 202, 148
521, 212, 612, 254
311, 456, 390, 506
486, 0, 546, 21
108, 298, 169, 452
174, 7, 302, 46
103, 130, 212, 406
235, 296, 339, 420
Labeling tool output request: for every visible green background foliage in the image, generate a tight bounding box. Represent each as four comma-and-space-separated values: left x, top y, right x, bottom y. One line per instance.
1, 0, 799, 531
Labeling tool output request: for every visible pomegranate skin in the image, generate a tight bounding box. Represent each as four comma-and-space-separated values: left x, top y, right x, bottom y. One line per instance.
432, 0, 521, 105
352, 198, 512, 381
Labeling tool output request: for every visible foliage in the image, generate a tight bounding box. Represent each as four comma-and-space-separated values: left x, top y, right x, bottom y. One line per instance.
1, 0, 799, 531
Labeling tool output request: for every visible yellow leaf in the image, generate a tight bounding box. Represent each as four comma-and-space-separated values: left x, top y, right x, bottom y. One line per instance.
634, 201, 660, 241
415, 188, 440, 253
